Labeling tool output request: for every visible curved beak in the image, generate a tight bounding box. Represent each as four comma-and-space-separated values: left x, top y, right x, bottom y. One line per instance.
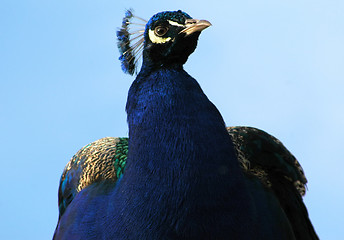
179, 19, 212, 36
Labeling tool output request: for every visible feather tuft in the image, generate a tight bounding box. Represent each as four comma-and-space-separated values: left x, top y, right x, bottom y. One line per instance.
117, 9, 146, 75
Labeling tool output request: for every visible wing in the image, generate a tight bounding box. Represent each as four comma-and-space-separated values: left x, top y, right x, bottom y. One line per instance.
56, 137, 128, 219
228, 126, 318, 240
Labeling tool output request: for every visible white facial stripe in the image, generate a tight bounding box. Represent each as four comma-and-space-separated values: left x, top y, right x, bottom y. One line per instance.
148, 29, 172, 44
167, 20, 185, 27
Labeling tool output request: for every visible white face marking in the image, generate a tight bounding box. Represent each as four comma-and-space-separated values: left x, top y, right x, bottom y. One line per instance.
148, 29, 172, 44
167, 20, 185, 27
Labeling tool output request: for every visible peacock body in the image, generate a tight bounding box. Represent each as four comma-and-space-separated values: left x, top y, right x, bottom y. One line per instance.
53, 10, 318, 240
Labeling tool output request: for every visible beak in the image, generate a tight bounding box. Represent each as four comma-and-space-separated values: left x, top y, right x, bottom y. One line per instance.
179, 19, 212, 36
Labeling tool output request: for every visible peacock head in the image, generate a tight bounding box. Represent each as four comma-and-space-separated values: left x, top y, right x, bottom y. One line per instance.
117, 10, 211, 75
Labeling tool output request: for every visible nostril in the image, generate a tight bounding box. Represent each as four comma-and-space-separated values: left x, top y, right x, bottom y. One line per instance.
185, 19, 197, 24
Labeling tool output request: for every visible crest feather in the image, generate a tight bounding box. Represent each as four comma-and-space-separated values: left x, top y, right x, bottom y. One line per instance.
116, 9, 146, 75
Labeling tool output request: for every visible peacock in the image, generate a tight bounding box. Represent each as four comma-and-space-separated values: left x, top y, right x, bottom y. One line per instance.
53, 10, 318, 239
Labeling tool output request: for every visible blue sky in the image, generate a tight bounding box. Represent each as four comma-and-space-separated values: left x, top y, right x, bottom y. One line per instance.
1, 0, 343, 239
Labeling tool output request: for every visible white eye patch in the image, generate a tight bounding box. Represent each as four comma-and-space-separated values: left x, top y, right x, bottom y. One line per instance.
148, 29, 172, 44
167, 20, 185, 27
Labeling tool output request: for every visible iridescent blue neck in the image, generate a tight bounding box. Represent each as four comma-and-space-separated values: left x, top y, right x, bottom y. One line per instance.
125, 67, 242, 180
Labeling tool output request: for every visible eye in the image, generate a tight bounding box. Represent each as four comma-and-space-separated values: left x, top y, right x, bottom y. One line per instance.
154, 26, 169, 37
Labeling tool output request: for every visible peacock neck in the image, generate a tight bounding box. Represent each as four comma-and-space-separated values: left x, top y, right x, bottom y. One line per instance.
125, 67, 244, 183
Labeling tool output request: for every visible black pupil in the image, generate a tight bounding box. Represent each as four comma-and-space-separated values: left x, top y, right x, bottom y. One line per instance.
156, 27, 167, 36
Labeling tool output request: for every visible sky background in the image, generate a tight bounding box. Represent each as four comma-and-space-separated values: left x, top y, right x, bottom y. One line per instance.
1, 0, 343, 239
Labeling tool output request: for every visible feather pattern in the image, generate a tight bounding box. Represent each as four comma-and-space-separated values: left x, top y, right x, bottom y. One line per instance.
57, 137, 128, 218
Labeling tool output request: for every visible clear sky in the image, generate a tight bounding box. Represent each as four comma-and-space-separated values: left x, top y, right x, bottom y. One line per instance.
1, 0, 343, 239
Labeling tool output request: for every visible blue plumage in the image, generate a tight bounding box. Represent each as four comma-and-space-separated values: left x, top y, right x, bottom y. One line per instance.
146, 10, 191, 27
54, 10, 318, 239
